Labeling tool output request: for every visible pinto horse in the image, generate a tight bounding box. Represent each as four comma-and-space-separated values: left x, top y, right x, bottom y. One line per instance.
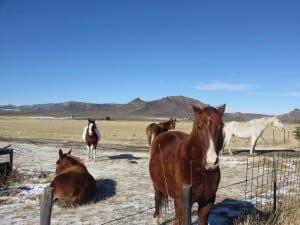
82, 119, 101, 161
223, 116, 284, 155
145, 118, 176, 146
50, 149, 96, 205
149, 104, 225, 225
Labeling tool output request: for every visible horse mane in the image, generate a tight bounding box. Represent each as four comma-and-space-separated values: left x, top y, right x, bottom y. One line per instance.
255, 116, 277, 126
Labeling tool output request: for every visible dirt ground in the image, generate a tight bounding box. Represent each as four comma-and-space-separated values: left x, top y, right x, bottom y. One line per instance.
0, 137, 257, 225
0, 118, 299, 225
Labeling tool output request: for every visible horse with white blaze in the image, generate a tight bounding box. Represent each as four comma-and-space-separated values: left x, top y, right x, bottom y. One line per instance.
82, 119, 101, 161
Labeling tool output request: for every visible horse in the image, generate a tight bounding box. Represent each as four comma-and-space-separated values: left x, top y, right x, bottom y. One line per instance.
82, 119, 101, 161
145, 118, 176, 146
222, 116, 284, 155
149, 104, 225, 225
50, 149, 96, 205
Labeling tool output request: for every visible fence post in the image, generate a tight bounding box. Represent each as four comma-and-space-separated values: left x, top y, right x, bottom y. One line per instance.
182, 184, 192, 225
272, 153, 277, 212
40, 186, 53, 225
9, 149, 13, 172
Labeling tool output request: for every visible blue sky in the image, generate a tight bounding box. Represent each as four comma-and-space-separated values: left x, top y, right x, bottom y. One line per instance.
0, 1, 299, 115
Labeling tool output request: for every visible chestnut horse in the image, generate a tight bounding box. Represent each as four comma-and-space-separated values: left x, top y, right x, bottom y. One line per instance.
82, 119, 101, 161
145, 118, 176, 146
50, 149, 96, 205
149, 104, 225, 225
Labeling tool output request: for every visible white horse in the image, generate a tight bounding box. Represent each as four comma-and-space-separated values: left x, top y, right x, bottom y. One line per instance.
223, 116, 284, 155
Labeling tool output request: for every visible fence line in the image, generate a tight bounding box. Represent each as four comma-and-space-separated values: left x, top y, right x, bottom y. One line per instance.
244, 151, 300, 214
39, 150, 300, 225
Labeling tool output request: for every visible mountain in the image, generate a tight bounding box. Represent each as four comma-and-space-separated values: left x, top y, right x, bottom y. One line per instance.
0, 96, 298, 122
279, 108, 300, 123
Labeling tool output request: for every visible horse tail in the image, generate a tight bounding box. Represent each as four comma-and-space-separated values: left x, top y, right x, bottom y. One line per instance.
160, 193, 169, 213
155, 190, 169, 214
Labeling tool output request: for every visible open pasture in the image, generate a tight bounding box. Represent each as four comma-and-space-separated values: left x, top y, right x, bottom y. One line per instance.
0, 116, 298, 150
0, 117, 299, 225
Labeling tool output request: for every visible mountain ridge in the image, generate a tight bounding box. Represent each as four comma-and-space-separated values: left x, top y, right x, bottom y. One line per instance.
0, 96, 299, 122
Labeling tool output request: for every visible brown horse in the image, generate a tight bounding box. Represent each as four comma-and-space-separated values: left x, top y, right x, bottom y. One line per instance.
50, 149, 96, 205
146, 118, 176, 146
149, 104, 225, 225
82, 119, 101, 161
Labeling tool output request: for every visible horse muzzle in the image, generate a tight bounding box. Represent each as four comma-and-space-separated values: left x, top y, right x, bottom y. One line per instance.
205, 158, 219, 171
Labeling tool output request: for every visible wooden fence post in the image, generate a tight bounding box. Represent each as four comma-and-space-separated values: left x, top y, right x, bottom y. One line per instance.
9, 148, 13, 172
40, 186, 53, 225
182, 184, 192, 225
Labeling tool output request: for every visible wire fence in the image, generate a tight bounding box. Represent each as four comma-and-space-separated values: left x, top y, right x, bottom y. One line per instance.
95, 151, 300, 225
38, 150, 300, 225
244, 150, 300, 214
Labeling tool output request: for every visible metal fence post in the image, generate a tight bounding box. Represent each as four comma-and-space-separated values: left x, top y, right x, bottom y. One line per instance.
272, 152, 277, 212
40, 186, 53, 225
182, 184, 192, 225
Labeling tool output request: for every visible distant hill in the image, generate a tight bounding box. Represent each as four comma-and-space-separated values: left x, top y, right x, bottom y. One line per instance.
0, 96, 299, 122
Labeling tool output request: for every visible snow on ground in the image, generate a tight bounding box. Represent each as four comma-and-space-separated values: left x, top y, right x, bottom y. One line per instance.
0, 140, 251, 225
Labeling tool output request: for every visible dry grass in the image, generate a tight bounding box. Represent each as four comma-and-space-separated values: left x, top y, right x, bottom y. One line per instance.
0, 167, 24, 187
234, 198, 300, 225
0, 116, 192, 146
0, 116, 299, 149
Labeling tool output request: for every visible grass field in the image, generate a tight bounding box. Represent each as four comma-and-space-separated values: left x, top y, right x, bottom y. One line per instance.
0, 116, 299, 150
1, 116, 300, 224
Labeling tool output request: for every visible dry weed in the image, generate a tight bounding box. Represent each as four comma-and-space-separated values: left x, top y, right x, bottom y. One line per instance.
234, 197, 300, 225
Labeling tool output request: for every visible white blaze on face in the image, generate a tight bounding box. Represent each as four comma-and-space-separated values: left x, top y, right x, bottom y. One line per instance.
88, 123, 93, 136
206, 134, 218, 165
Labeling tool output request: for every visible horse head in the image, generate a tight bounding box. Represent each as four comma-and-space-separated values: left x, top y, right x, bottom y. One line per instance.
87, 119, 97, 136
169, 118, 176, 130
272, 116, 284, 130
55, 149, 84, 175
191, 104, 226, 171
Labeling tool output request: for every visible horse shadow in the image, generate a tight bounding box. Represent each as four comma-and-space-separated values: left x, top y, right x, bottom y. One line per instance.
192, 198, 269, 225
108, 154, 141, 163
93, 178, 117, 202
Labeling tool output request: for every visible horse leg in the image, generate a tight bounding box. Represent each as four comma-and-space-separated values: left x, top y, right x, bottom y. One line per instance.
173, 197, 183, 225
153, 190, 162, 225
197, 201, 214, 225
147, 133, 152, 147
250, 137, 258, 155
151, 133, 156, 146
223, 135, 233, 155
86, 145, 90, 160
93, 145, 96, 162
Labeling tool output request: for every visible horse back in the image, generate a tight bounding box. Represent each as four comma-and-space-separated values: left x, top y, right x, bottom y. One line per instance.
151, 130, 188, 154
149, 131, 189, 197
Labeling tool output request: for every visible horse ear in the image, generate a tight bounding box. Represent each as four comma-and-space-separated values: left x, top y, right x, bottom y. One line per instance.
59, 149, 63, 158
191, 104, 202, 115
68, 149, 72, 155
217, 104, 226, 116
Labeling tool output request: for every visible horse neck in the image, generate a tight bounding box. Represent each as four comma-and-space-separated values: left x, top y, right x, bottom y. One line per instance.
66, 156, 86, 170
58, 165, 88, 175
259, 117, 275, 127
188, 128, 208, 157
88, 123, 96, 136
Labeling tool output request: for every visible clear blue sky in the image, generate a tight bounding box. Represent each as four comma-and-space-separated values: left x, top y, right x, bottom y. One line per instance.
1, 1, 299, 115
